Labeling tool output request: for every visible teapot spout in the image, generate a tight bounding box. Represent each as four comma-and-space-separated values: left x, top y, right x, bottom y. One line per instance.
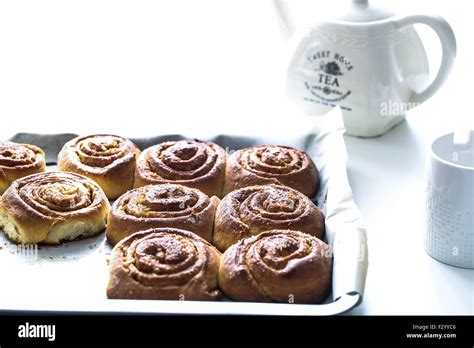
272, 0, 295, 39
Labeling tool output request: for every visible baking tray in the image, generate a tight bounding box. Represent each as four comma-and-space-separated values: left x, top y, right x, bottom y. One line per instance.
0, 127, 368, 315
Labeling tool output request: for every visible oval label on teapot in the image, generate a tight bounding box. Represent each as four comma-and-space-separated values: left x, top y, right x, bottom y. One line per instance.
302, 50, 353, 111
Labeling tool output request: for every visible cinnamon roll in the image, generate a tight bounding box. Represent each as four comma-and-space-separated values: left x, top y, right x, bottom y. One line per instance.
0, 141, 46, 194
213, 184, 324, 251
219, 230, 332, 303
223, 145, 319, 197
58, 134, 140, 199
134, 140, 226, 197
0, 172, 110, 244
107, 227, 222, 301
106, 184, 219, 245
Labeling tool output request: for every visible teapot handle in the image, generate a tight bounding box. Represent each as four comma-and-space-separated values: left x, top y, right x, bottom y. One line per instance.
394, 14, 456, 105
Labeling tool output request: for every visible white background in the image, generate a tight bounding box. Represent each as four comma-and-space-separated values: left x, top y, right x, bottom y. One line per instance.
0, 0, 473, 314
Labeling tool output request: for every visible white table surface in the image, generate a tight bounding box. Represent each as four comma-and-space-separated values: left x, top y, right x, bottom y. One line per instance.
0, 0, 473, 315
345, 116, 474, 315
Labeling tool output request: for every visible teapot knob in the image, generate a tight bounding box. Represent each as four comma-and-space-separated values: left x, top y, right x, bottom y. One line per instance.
352, 0, 368, 5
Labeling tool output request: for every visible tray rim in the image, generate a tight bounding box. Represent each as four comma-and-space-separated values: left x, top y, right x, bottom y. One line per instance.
0, 293, 361, 316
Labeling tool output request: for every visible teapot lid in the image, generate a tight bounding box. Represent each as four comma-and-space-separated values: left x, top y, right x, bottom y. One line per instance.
337, 0, 394, 22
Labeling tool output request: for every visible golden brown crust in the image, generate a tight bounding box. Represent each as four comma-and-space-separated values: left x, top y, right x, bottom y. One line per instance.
223, 145, 319, 197
57, 134, 140, 199
134, 140, 226, 197
219, 230, 332, 303
0, 172, 110, 244
0, 141, 46, 194
107, 227, 222, 301
213, 184, 325, 251
106, 184, 219, 245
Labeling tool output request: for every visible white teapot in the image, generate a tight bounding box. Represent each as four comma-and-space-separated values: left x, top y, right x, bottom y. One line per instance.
283, 0, 456, 137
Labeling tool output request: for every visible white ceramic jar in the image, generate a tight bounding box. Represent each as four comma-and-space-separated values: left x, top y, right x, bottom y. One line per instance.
425, 131, 474, 269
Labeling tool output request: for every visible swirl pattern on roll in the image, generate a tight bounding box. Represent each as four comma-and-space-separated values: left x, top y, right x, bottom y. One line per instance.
58, 134, 140, 199
219, 230, 332, 303
213, 184, 325, 251
0, 141, 46, 194
107, 184, 219, 245
223, 145, 319, 197
134, 140, 226, 197
0, 172, 109, 244
107, 228, 222, 301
